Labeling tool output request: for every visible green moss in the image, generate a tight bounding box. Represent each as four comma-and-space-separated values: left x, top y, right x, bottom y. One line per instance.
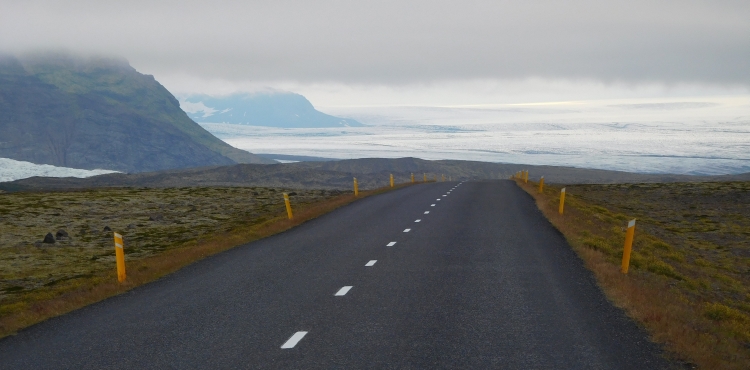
647, 260, 683, 280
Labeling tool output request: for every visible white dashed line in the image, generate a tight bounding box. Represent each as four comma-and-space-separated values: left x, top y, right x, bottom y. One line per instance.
424, 211, 430, 214
415, 219, 421, 222
387, 241, 397, 246
436, 198, 441, 201
281, 331, 308, 349
442, 195, 447, 197
366, 260, 377, 266
431, 204, 436, 207
335, 286, 353, 296
403, 228, 411, 232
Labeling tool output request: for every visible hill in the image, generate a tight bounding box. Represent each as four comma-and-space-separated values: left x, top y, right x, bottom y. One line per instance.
2, 157, 748, 193
0, 53, 274, 173
181, 92, 363, 128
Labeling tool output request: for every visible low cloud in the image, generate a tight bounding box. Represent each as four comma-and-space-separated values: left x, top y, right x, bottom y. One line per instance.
1, 0, 748, 87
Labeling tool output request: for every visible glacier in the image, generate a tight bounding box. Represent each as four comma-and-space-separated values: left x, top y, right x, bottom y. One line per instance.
0, 158, 118, 183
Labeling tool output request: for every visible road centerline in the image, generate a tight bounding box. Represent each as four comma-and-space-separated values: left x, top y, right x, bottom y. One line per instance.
335, 286, 353, 296
281, 331, 308, 349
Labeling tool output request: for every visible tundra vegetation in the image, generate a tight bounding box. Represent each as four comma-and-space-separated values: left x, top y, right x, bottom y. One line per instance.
515, 179, 750, 369
0, 186, 367, 337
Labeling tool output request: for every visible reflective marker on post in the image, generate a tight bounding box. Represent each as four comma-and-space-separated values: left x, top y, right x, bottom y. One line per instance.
283, 193, 294, 220
539, 176, 545, 193
114, 232, 126, 282
621, 219, 637, 274
559, 188, 566, 215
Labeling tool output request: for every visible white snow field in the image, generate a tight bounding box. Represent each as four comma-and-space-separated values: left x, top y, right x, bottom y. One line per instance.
201, 96, 750, 175
0, 158, 118, 183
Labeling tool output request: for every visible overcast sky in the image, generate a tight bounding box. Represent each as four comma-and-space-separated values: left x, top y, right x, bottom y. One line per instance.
2, 0, 749, 105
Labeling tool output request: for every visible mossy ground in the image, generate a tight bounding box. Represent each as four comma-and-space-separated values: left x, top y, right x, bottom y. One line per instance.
516, 179, 750, 368
0, 187, 341, 313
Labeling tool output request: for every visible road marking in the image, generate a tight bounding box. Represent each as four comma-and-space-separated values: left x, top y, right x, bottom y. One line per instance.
431, 204, 435, 206
424, 211, 430, 214
403, 228, 411, 232
442, 195, 447, 197
436, 198, 441, 201
415, 219, 421, 222
366, 260, 377, 266
387, 241, 397, 246
281, 331, 308, 349
335, 286, 353, 296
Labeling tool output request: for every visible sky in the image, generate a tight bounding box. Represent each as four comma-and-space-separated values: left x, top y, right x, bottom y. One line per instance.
2, 0, 749, 106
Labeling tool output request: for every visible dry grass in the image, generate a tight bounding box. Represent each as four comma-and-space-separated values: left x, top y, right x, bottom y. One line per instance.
513, 178, 750, 369
0, 182, 419, 339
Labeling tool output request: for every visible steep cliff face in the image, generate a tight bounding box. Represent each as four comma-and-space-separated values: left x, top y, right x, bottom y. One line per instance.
0, 53, 273, 173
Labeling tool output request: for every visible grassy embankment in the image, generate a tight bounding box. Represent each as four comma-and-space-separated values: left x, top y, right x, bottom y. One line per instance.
513, 177, 750, 369
0, 181, 423, 339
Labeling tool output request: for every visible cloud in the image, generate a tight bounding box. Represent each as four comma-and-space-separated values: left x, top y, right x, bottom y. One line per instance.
1, 0, 748, 87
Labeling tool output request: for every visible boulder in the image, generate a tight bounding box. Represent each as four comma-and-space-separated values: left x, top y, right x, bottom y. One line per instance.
42, 233, 55, 244
103, 226, 112, 232
55, 229, 69, 240
149, 214, 164, 221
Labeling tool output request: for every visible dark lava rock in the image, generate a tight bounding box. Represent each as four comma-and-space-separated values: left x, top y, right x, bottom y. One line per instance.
127, 224, 136, 229
55, 229, 69, 240
149, 214, 164, 221
288, 192, 297, 196
103, 226, 112, 232
43, 233, 55, 244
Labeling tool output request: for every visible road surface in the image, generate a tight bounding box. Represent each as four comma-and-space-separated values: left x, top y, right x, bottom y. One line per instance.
0, 180, 669, 369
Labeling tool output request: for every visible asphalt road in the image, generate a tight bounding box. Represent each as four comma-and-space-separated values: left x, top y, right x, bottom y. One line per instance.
0, 180, 670, 369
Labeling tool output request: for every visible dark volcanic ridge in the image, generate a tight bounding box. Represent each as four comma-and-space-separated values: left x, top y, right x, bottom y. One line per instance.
0, 52, 273, 173
2, 158, 748, 193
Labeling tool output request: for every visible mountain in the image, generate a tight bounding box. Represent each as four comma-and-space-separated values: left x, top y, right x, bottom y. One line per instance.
181, 92, 363, 128
0, 53, 274, 173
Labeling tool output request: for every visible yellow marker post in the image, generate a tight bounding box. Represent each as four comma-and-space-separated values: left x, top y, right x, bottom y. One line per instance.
539, 176, 545, 193
390, 174, 394, 187
442, 174, 445, 182
423, 173, 427, 182
114, 232, 126, 282
353, 177, 359, 197
524, 170, 528, 183
411, 173, 414, 183
621, 219, 637, 273
283, 193, 294, 220
559, 188, 566, 214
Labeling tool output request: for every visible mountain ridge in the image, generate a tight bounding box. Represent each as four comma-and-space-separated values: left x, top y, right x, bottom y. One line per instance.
0, 53, 274, 173
181, 92, 363, 128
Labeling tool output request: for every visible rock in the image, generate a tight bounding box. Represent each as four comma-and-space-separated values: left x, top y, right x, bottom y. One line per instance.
288, 192, 297, 196
43, 233, 55, 244
55, 229, 69, 240
188, 206, 197, 212
127, 224, 136, 229
103, 226, 112, 232
149, 214, 164, 221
